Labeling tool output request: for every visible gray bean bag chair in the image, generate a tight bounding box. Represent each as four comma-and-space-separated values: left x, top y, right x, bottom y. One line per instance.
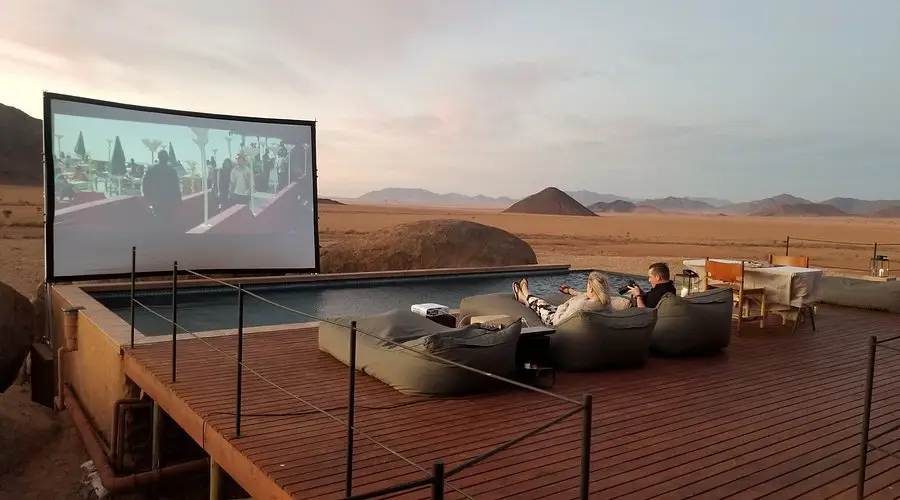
651, 288, 733, 356
818, 276, 900, 314
318, 309, 521, 396
458, 293, 656, 371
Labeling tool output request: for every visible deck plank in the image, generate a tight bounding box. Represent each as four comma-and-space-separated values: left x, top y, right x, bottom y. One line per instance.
123, 306, 900, 499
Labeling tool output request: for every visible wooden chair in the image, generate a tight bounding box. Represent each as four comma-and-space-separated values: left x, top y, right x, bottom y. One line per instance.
768, 254, 810, 268
703, 258, 767, 333
767, 255, 817, 334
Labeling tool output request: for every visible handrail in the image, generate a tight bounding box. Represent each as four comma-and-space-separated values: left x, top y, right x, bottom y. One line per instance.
790, 236, 900, 247
129, 298, 473, 499
126, 247, 594, 499
783, 235, 898, 275
785, 236, 900, 247
857, 334, 900, 499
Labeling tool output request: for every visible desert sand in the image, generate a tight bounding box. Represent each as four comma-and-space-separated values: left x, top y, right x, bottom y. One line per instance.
317, 202, 900, 279
3, 184, 900, 297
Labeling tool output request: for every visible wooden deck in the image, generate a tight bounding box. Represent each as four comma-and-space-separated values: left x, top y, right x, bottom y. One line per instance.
122, 305, 900, 500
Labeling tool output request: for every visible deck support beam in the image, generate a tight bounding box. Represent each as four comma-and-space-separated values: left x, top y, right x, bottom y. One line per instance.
210, 458, 224, 500
151, 400, 163, 470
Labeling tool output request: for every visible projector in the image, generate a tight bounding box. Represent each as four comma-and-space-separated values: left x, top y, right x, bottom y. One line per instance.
410, 303, 450, 318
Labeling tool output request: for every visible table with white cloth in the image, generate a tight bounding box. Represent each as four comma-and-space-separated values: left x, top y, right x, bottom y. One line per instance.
682, 259, 823, 309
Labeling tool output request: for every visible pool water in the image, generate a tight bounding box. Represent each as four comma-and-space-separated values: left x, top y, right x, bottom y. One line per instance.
94, 270, 649, 336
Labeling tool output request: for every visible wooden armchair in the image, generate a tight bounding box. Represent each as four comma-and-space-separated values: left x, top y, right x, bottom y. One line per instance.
767, 254, 817, 334
703, 258, 767, 333
769, 254, 810, 268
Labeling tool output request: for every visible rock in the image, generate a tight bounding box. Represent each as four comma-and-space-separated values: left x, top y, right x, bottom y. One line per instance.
13, 282, 48, 385
320, 219, 537, 273
31, 282, 47, 343
0, 281, 35, 392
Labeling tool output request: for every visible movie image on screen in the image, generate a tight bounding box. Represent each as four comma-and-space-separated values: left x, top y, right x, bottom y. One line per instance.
45, 93, 318, 280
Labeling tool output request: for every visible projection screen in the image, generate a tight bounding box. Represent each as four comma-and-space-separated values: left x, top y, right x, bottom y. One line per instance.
43, 92, 319, 281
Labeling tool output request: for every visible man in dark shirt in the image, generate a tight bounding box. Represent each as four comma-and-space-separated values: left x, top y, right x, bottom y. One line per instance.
142, 149, 182, 230
628, 262, 678, 308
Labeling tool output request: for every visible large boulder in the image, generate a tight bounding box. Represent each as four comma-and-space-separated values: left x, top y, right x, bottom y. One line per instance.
0, 281, 36, 392
31, 282, 47, 342
320, 219, 537, 273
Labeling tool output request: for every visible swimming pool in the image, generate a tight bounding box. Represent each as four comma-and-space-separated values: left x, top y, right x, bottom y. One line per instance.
93, 270, 650, 336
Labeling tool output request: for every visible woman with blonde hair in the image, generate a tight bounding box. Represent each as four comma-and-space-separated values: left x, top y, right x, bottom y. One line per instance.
513, 271, 628, 328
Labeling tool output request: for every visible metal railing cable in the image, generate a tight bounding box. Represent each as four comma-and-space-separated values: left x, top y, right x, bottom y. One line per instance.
786, 236, 900, 247
182, 268, 583, 406
130, 298, 474, 500
782, 235, 898, 276
125, 247, 593, 500
179, 268, 593, 497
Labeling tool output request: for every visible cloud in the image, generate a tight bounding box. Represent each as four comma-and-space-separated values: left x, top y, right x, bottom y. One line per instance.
4, 0, 900, 200
0, 1, 483, 72
0, 0, 489, 113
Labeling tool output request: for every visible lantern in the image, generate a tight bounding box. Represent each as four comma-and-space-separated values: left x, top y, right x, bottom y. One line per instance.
871, 255, 890, 277
676, 269, 699, 297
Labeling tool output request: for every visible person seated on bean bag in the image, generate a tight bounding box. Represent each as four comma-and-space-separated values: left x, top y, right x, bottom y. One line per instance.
512, 271, 618, 327
559, 282, 633, 312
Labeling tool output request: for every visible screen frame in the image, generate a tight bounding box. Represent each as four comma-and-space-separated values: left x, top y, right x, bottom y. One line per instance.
42, 91, 321, 283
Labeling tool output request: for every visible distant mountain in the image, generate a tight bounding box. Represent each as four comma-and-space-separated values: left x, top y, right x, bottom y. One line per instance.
820, 197, 900, 215
640, 196, 716, 212
503, 187, 596, 217
870, 206, 900, 218
724, 194, 812, 214
317, 198, 344, 205
0, 104, 43, 186
355, 188, 515, 207
687, 197, 733, 207
753, 203, 848, 217
589, 200, 637, 213
589, 200, 665, 214
566, 190, 634, 207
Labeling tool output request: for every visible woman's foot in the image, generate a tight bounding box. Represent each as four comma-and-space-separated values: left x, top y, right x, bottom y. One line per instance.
512, 281, 525, 304
519, 278, 530, 299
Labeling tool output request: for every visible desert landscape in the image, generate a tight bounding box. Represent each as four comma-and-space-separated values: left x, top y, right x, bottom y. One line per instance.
3, 183, 900, 298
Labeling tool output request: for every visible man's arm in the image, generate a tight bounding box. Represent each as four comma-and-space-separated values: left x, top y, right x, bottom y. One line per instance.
628, 285, 647, 308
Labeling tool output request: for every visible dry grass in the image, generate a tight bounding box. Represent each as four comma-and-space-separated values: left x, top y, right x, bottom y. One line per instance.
3, 184, 900, 297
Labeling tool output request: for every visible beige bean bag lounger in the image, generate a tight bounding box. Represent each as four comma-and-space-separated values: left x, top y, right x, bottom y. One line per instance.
458, 292, 656, 371
651, 288, 733, 356
318, 309, 522, 396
